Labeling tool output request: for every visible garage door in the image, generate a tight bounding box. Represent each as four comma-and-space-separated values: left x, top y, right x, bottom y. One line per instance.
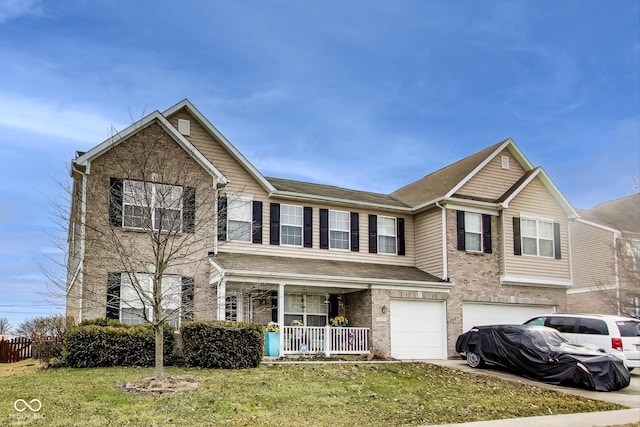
390, 299, 446, 360
462, 302, 555, 332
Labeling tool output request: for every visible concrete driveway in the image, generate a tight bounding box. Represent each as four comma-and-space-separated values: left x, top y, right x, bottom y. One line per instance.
430, 359, 639, 408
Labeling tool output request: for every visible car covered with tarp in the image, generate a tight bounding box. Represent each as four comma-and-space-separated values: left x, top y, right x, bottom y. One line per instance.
455, 324, 630, 391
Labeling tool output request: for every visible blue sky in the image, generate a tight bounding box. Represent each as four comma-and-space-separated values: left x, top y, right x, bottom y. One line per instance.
0, 0, 638, 331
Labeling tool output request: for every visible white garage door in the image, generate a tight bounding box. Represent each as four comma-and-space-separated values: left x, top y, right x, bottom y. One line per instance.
390, 299, 446, 360
462, 302, 555, 332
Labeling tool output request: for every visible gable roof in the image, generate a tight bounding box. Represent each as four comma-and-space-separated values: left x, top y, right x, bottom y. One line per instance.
577, 193, 640, 233
163, 99, 276, 193
73, 110, 228, 185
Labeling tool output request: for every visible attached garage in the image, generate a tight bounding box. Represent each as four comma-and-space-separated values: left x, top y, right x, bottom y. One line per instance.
390, 299, 447, 360
462, 302, 556, 332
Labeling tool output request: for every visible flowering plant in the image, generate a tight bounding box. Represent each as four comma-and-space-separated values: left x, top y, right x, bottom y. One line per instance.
330, 316, 348, 327
290, 320, 303, 326
265, 322, 280, 333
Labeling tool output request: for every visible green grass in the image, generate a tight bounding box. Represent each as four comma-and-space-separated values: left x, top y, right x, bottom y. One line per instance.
0, 361, 625, 426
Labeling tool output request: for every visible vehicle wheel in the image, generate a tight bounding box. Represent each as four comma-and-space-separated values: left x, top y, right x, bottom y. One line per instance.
467, 352, 484, 368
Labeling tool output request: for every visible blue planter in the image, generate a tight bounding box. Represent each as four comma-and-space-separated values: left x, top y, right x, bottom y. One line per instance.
265, 332, 280, 357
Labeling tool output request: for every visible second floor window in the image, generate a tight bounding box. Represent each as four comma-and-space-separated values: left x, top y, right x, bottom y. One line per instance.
227, 198, 252, 242
521, 217, 554, 257
281, 204, 303, 246
123, 179, 183, 231
378, 216, 397, 255
464, 212, 482, 252
330, 210, 350, 250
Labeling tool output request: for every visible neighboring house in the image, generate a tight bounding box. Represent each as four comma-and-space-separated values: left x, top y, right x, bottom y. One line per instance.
569, 194, 640, 317
66, 99, 577, 359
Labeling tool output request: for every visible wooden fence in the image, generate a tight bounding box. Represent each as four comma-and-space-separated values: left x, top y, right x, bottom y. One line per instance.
0, 337, 32, 363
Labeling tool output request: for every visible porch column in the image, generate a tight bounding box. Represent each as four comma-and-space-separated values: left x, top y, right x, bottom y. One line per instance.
216, 279, 226, 321
278, 282, 285, 354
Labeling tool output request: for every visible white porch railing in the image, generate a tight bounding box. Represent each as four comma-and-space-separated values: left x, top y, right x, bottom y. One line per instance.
281, 326, 370, 356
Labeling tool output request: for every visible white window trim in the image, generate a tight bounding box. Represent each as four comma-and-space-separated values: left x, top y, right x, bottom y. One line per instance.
122, 179, 183, 232
464, 211, 483, 253
377, 215, 397, 255
520, 215, 555, 258
280, 204, 303, 247
283, 293, 328, 326
329, 209, 350, 251
227, 195, 253, 243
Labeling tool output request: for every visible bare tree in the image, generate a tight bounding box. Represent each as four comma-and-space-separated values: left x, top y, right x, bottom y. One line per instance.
0, 317, 12, 336
41, 120, 222, 381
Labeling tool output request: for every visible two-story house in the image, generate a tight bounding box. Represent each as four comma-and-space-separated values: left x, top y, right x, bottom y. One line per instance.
569, 194, 640, 317
66, 99, 577, 359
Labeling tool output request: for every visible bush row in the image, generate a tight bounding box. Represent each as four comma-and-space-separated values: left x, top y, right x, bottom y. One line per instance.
181, 321, 263, 369
65, 323, 175, 368
63, 319, 264, 369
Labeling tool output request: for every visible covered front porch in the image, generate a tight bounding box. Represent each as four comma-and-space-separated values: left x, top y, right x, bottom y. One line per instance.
209, 252, 450, 358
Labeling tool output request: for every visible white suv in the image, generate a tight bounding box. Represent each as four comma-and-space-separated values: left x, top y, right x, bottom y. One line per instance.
524, 313, 640, 370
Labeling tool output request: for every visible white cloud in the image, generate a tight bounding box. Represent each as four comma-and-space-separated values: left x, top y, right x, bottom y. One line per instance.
0, 0, 42, 23
0, 93, 124, 145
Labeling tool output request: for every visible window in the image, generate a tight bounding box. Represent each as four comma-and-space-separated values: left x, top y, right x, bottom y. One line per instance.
227, 198, 252, 242
122, 179, 183, 231
283, 294, 328, 326
464, 212, 482, 252
521, 218, 554, 257
225, 295, 238, 321
119, 274, 181, 327
329, 210, 350, 250
378, 216, 397, 254
281, 205, 303, 246
626, 240, 640, 271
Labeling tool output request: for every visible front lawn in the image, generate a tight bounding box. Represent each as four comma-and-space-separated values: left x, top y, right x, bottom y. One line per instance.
0, 361, 624, 426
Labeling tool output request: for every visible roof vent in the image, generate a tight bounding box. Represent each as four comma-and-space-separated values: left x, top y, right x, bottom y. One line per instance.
501, 155, 509, 170
177, 119, 191, 136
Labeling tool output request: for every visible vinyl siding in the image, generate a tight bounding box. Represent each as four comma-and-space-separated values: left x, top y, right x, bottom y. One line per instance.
503, 177, 571, 282
457, 148, 526, 200
220, 200, 416, 267
167, 110, 268, 198
570, 220, 617, 289
415, 209, 444, 277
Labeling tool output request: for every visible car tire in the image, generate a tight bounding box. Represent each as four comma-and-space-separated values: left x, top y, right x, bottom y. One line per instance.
467, 351, 484, 368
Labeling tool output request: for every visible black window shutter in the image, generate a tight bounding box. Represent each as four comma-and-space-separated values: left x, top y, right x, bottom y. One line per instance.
271, 291, 278, 322
456, 210, 465, 251
482, 214, 492, 254
350, 212, 359, 252
183, 186, 196, 233
106, 272, 121, 320
513, 217, 522, 256
181, 276, 194, 322
553, 222, 562, 259
270, 203, 280, 245
397, 217, 406, 256
109, 178, 123, 227
303, 206, 313, 248
368, 214, 377, 253
217, 196, 227, 241
319, 208, 329, 249
252, 201, 263, 244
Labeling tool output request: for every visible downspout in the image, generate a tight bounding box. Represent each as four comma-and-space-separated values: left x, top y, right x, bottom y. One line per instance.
213, 180, 220, 256
613, 231, 622, 315
435, 201, 448, 280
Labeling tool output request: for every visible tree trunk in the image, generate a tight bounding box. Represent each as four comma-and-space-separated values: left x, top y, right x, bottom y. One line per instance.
154, 324, 165, 381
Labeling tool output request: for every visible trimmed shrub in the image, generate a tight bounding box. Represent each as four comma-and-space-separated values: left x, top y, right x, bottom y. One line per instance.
181, 321, 263, 369
64, 321, 175, 368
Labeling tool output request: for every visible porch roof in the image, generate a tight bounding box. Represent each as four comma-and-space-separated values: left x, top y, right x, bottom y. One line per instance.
210, 252, 448, 288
